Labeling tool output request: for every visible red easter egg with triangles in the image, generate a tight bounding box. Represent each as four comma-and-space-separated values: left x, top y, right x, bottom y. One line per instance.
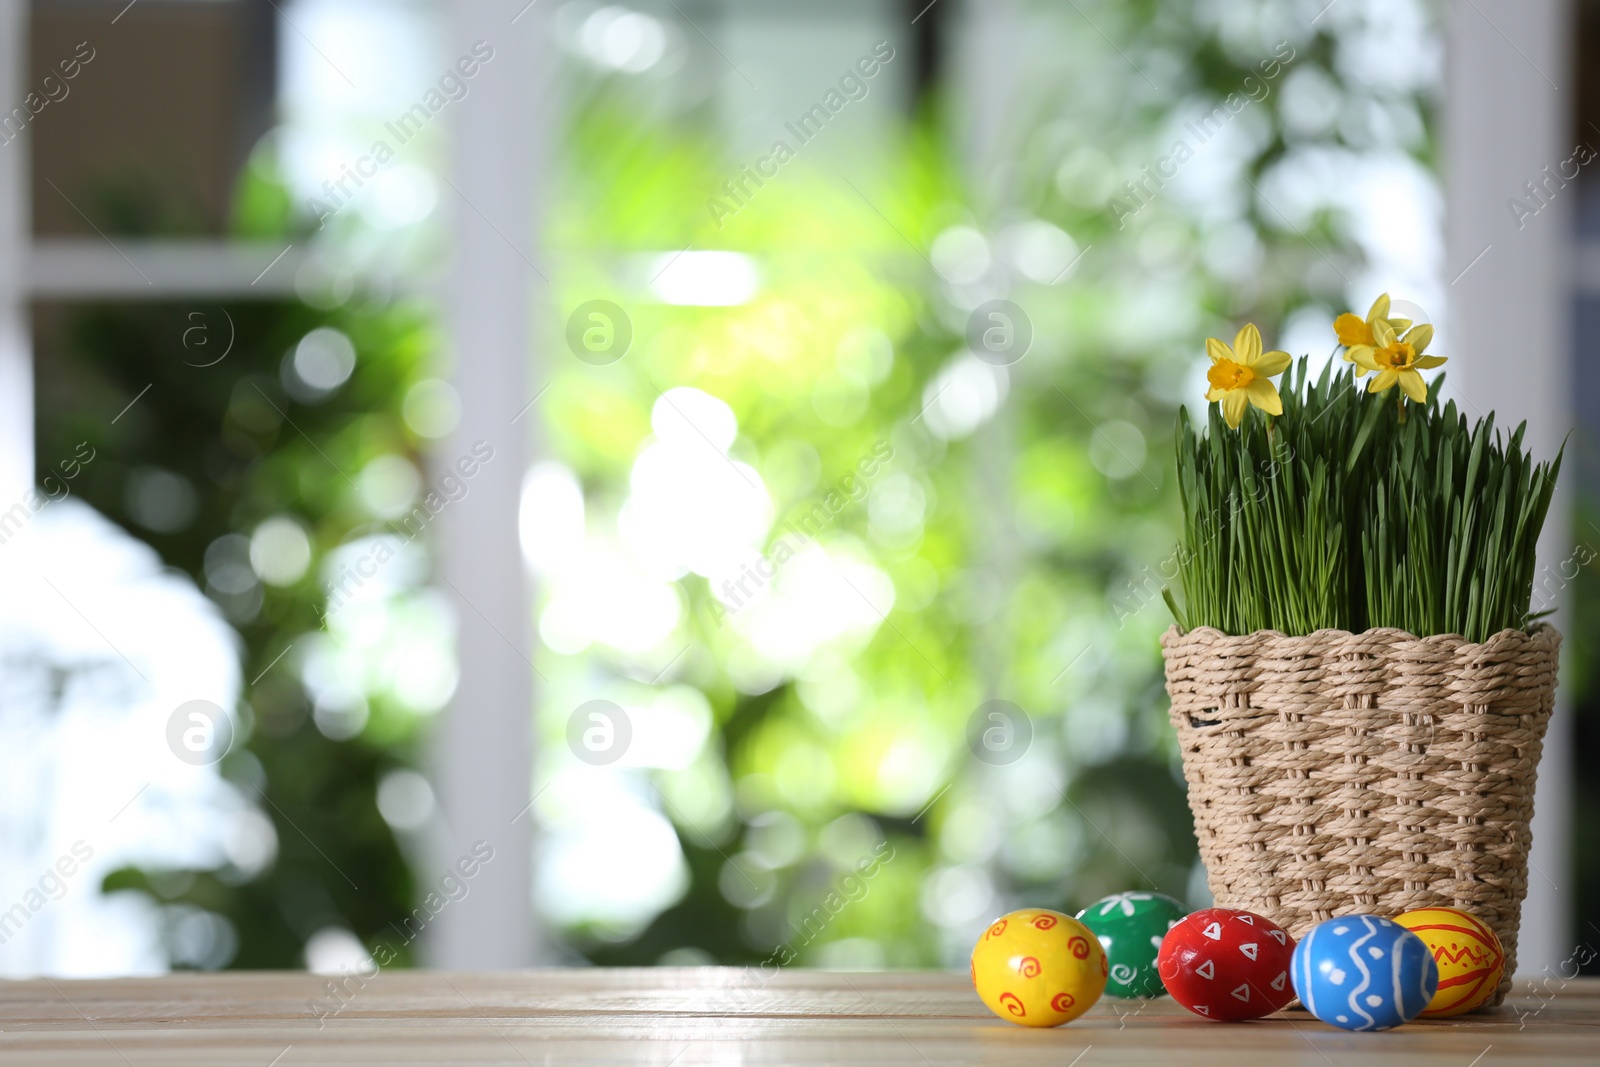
1157, 907, 1296, 1021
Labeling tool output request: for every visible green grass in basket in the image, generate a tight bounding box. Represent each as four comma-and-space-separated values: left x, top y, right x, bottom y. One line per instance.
1163, 357, 1563, 641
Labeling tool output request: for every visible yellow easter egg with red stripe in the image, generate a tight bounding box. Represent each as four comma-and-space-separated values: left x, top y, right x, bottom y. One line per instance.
1395, 907, 1505, 1017
970, 909, 1107, 1027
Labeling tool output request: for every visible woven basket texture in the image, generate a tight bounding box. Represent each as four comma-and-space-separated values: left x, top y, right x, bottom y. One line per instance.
1161, 624, 1560, 1007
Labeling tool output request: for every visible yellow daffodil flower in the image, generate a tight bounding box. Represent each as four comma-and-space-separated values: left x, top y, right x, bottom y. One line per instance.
1205, 323, 1291, 428
1335, 293, 1412, 377
1349, 319, 1446, 403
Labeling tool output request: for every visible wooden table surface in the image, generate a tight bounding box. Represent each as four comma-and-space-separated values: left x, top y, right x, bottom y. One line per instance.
0, 969, 1594, 1065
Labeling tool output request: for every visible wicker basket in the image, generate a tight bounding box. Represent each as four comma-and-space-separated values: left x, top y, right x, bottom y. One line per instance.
1161, 623, 1561, 1007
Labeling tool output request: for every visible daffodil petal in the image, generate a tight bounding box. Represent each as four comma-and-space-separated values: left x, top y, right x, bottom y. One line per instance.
1334, 313, 1373, 347
1402, 323, 1434, 352
1388, 317, 1412, 332
1368, 293, 1391, 323
1233, 323, 1262, 365
1253, 350, 1291, 377
1398, 369, 1428, 403
1368, 369, 1399, 394
1206, 337, 1232, 363
1205, 385, 1228, 402
1221, 389, 1248, 428
1350, 347, 1381, 371
1245, 377, 1283, 416
1415, 354, 1447, 369
1371, 318, 1396, 348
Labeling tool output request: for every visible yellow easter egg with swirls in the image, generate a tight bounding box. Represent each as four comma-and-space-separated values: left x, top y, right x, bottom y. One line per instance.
970, 909, 1108, 1027
1395, 907, 1505, 1017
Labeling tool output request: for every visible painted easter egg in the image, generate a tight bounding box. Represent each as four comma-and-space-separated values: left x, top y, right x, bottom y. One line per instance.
1077, 891, 1187, 998
970, 909, 1108, 1027
1157, 907, 1296, 1021
1292, 915, 1439, 1031
1395, 907, 1505, 1017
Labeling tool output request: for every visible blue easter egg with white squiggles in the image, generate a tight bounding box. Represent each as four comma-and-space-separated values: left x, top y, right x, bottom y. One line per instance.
1291, 915, 1439, 1031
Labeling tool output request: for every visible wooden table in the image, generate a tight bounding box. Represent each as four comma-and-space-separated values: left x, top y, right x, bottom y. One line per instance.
1, 970, 1594, 1065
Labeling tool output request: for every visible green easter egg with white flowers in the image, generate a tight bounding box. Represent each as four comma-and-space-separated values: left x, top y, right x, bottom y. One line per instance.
1076, 891, 1187, 998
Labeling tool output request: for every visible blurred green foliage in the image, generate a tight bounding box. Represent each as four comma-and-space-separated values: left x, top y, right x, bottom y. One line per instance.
537, 2, 1447, 968
34, 253, 440, 965
541, 103, 1197, 966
